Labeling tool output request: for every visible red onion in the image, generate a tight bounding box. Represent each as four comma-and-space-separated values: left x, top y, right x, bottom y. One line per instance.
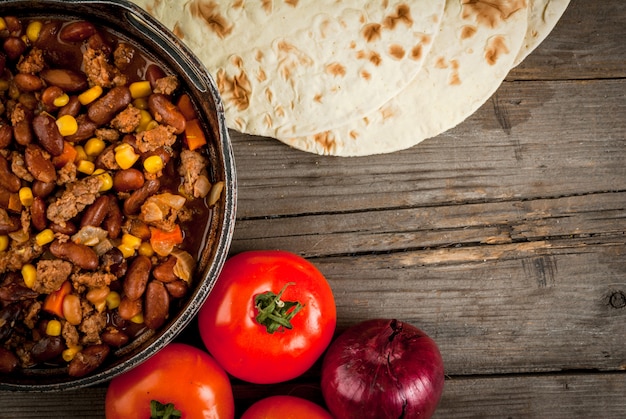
321, 319, 444, 419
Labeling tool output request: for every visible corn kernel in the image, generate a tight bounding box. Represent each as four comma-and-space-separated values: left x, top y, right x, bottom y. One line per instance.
53, 93, 70, 107
133, 97, 148, 110
78, 85, 103, 105
56, 114, 78, 136
95, 171, 113, 192
45, 319, 62, 337
136, 109, 153, 133
143, 155, 164, 174
114, 144, 139, 170
105, 291, 121, 310
26, 21, 42, 43
84, 137, 106, 157
121, 233, 142, 250
21, 264, 37, 289
130, 313, 144, 324
129, 80, 152, 99
62, 345, 83, 362
0, 79, 9, 91
0, 235, 9, 252
0, 18, 6, 32
77, 159, 95, 175
18, 187, 33, 207
138, 242, 154, 257
73, 145, 88, 162
35, 229, 55, 246
117, 243, 135, 259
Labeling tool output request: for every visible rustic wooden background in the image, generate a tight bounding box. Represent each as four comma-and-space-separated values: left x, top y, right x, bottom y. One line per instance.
2, 0, 625, 417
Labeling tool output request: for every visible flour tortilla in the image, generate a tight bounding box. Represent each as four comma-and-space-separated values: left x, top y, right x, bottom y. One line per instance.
281, 0, 529, 156
513, 0, 570, 66
131, 0, 445, 138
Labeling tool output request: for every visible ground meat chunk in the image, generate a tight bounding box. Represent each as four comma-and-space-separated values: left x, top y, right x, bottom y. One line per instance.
0, 238, 43, 274
95, 144, 120, 170
79, 311, 107, 344
83, 47, 127, 88
22, 300, 41, 329
46, 176, 103, 227
135, 124, 176, 153
153, 75, 178, 95
16, 47, 45, 74
113, 43, 135, 71
178, 149, 211, 198
110, 105, 141, 133
95, 128, 120, 142
62, 321, 80, 348
10, 151, 34, 182
56, 161, 77, 185
32, 260, 72, 294
9, 103, 29, 125
71, 271, 116, 291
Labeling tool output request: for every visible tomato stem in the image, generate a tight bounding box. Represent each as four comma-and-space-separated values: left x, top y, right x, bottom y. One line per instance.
255, 282, 304, 334
150, 400, 182, 419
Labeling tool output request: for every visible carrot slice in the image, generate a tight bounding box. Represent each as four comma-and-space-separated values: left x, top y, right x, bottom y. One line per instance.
52, 142, 77, 169
150, 225, 184, 257
183, 119, 207, 151
43, 280, 72, 318
176, 93, 197, 121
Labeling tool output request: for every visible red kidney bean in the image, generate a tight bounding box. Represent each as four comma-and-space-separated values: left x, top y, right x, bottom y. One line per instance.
0, 154, 21, 193
0, 212, 20, 234
0, 124, 12, 149
24, 144, 57, 183
101, 247, 127, 278
41, 86, 65, 108
50, 221, 78, 236
64, 114, 97, 143
123, 255, 152, 301
32, 180, 56, 198
49, 240, 99, 271
113, 168, 144, 192
118, 297, 142, 320
30, 196, 47, 231
103, 197, 123, 239
4, 17, 22, 36
87, 32, 112, 55
58, 95, 82, 117
100, 327, 129, 348
144, 281, 170, 330
127, 218, 151, 241
152, 256, 178, 283
12, 120, 32, 146
3, 37, 26, 60
13, 73, 44, 92
59, 21, 97, 42
80, 195, 109, 228
68, 344, 110, 377
31, 335, 64, 363
148, 93, 186, 134
88, 86, 132, 126
145, 64, 166, 89
40, 68, 88, 92
0, 304, 21, 340
32, 113, 64, 156
0, 282, 38, 304
165, 280, 189, 299
0, 347, 18, 374
123, 178, 160, 215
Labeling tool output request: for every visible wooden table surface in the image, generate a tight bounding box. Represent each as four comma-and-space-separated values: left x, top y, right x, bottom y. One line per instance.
2, 0, 625, 417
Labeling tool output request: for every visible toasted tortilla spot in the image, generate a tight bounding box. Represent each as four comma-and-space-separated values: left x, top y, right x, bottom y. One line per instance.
411, 44, 423, 60
461, 0, 527, 29
257, 68, 267, 82
313, 131, 337, 154
435, 56, 447, 69
384, 4, 414, 29
485, 35, 509, 65
360, 70, 371, 80
285, 0, 299, 7
461, 25, 477, 39
173, 23, 184, 39
326, 62, 347, 77
389, 44, 406, 60
362, 23, 382, 42
189, 0, 233, 39
276, 40, 314, 80
216, 67, 251, 111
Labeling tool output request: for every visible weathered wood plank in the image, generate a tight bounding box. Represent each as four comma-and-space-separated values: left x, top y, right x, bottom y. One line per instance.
232, 78, 626, 218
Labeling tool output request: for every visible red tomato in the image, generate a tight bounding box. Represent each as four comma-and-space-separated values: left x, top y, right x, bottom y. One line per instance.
241, 395, 333, 419
198, 250, 336, 384
105, 343, 234, 419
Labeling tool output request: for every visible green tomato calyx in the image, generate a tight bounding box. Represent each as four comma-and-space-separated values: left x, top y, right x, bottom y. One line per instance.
255, 282, 304, 334
150, 400, 182, 419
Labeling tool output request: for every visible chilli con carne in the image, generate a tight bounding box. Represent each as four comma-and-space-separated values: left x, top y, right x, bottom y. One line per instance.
0, 16, 221, 377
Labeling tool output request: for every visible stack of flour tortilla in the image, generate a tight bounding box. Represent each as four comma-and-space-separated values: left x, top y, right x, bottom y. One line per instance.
131, 0, 570, 157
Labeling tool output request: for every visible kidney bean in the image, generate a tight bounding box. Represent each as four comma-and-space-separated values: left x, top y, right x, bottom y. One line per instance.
31, 335, 64, 363
58, 95, 82, 117
80, 195, 109, 228
103, 198, 123, 239
3, 37, 26, 61
127, 218, 151, 241
59, 21, 97, 43
0, 303, 21, 340
49, 240, 99, 271
100, 327, 129, 348
123, 255, 152, 301
30, 196, 47, 231
148, 93, 186, 134
145, 64, 166, 89
64, 114, 97, 143
113, 168, 144, 192
13, 73, 44, 92
62, 294, 83, 325
0, 124, 12, 149
87, 32, 112, 55
50, 220, 78, 236
68, 344, 110, 377
41, 86, 65, 108
102, 247, 127, 278
32, 113, 64, 156
32, 180, 56, 198
0, 347, 18, 374
165, 280, 189, 299
4, 17, 22, 35
40, 68, 88, 92
152, 256, 178, 283
0, 154, 21, 193
0, 282, 38, 304
140, 146, 172, 167
12, 120, 32, 146
144, 281, 169, 330
24, 144, 57, 183
88, 86, 131, 126
118, 297, 142, 320
0, 212, 20, 234
123, 178, 160, 215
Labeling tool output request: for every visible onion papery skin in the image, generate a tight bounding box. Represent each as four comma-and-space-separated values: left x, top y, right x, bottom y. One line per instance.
321, 319, 444, 419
